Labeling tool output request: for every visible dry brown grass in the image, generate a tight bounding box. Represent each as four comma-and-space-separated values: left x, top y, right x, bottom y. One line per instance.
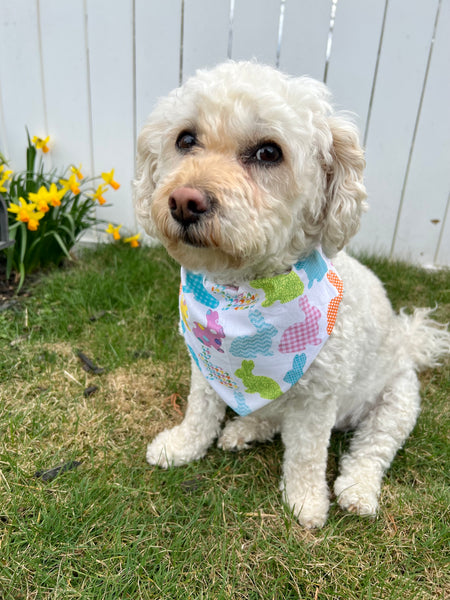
1, 338, 189, 476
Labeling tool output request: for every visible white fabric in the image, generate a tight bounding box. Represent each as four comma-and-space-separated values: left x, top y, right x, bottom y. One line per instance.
180, 247, 343, 415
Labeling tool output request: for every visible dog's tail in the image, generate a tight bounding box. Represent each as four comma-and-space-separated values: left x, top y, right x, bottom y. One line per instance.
399, 307, 450, 371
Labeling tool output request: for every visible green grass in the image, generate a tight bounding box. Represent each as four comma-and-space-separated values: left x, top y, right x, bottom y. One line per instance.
0, 245, 449, 599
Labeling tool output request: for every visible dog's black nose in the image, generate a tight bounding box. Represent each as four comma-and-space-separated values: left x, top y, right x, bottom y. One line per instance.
169, 187, 210, 225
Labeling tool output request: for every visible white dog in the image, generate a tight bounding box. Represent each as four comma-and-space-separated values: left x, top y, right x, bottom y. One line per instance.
134, 61, 449, 528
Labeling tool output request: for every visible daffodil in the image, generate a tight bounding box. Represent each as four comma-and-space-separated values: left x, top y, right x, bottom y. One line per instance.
27, 212, 45, 231
47, 183, 65, 207
0, 176, 11, 193
28, 183, 65, 210
7, 197, 45, 230
59, 174, 81, 195
124, 233, 140, 248
70, 164, 84, 180
91, 184, 108, 205
28, 186, 50, 213
101, 169, 120, 190
106, 223, 122, 241
8, 197, 35, 222
0, 165, 13, 192
32, 135, 50, 153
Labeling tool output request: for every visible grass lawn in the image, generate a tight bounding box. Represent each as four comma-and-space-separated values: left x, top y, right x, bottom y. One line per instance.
0, 244, 449, 599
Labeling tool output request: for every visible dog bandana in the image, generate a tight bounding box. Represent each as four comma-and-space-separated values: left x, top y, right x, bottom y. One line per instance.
179, 247, 343, 416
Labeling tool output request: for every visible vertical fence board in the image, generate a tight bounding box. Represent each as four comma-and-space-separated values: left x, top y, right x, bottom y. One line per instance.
135, 0, 182, 133
0, 82, 6, 157
0, 0, 45, 169
86, 0, 135, 230
393, 0, 450, 266
182, 0, 231, 82
231, 0, 281, 64
38, 0, 92, 173
279, 0, 332, 80
436, 195, 450, 266
325, 0, 386, 133
352, 0, 439, 258
1, 1, 448, 265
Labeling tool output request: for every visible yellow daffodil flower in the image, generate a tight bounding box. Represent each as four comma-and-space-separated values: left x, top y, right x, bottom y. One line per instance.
28, 186, 50, 213
70, 164, 84, 180
32, 135, 50, 153
47, 183, 65, 207
27, 212, 45, 231
35, 199, 49, 213
0, 165, 13, 192
0, 178, 10, 193
28, 183, 66, 212
106, 223, 122, 241
8, 197, 35, 222
101, 169, 120, 190
124, 233, 140, 248
0, 164, 13, 176
91, 184, 108, 205
28, 183, 64, 210
59, 174, 81, 195
7, 197, 45, 230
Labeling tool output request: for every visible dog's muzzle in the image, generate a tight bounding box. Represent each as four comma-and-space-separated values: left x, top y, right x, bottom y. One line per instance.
168, 186, 212, 226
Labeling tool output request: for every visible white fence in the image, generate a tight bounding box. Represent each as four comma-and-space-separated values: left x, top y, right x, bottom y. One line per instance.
0, 0, 449, 266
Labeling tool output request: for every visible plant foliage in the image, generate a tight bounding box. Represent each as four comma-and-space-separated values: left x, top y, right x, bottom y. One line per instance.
0, 131, 121, 290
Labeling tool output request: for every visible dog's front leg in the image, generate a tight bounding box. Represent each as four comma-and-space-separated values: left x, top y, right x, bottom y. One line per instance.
280, 395, 337, 529
146, 361, 226, 468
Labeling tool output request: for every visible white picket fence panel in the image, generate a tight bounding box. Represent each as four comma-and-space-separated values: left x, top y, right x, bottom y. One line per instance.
0, 0, 448, 266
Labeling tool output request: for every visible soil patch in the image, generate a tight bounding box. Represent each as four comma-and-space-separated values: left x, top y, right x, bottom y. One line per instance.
0, 257, 22, 304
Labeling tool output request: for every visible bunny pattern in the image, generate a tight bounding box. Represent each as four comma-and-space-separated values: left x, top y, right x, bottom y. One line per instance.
180, 248, 343, 415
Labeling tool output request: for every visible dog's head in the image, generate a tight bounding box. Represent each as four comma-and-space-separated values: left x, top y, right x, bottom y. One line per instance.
135, 61, 367, 280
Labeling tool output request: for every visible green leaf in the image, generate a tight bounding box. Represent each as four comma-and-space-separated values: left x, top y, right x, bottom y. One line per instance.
51, 231, 72, 260
16, 261, 26, 292
5, 226, 17, 278
61, 212, 76, 236
19, 222, 27, 264
8, 221, 21, 233
55, 224, 76, 242
26, 140, 37, 179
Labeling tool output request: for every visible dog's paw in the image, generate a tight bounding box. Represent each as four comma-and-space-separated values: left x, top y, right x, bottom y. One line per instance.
218, 417, 277, 451
334, 476, 379, 516
281, 481, 329, 529
146, 430, 178, 468
146, 426, 207, 468
285, 496, 329, 529
218, 420, 254, 451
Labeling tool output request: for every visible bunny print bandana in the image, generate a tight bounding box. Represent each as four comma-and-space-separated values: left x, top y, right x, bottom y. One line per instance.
179, 247, 343, 416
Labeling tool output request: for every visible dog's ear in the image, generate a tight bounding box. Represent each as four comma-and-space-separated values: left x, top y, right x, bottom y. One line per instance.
320, 115, 367, 256
133, 120, 161, 234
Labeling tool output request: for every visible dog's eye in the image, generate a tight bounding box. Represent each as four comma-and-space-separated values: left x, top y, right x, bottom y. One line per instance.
243, 142, 283, 166
254, 143, 283, 164
176, 131, 197, 152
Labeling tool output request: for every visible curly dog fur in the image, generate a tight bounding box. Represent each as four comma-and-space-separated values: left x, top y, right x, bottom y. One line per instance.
135, 61, 449, 528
